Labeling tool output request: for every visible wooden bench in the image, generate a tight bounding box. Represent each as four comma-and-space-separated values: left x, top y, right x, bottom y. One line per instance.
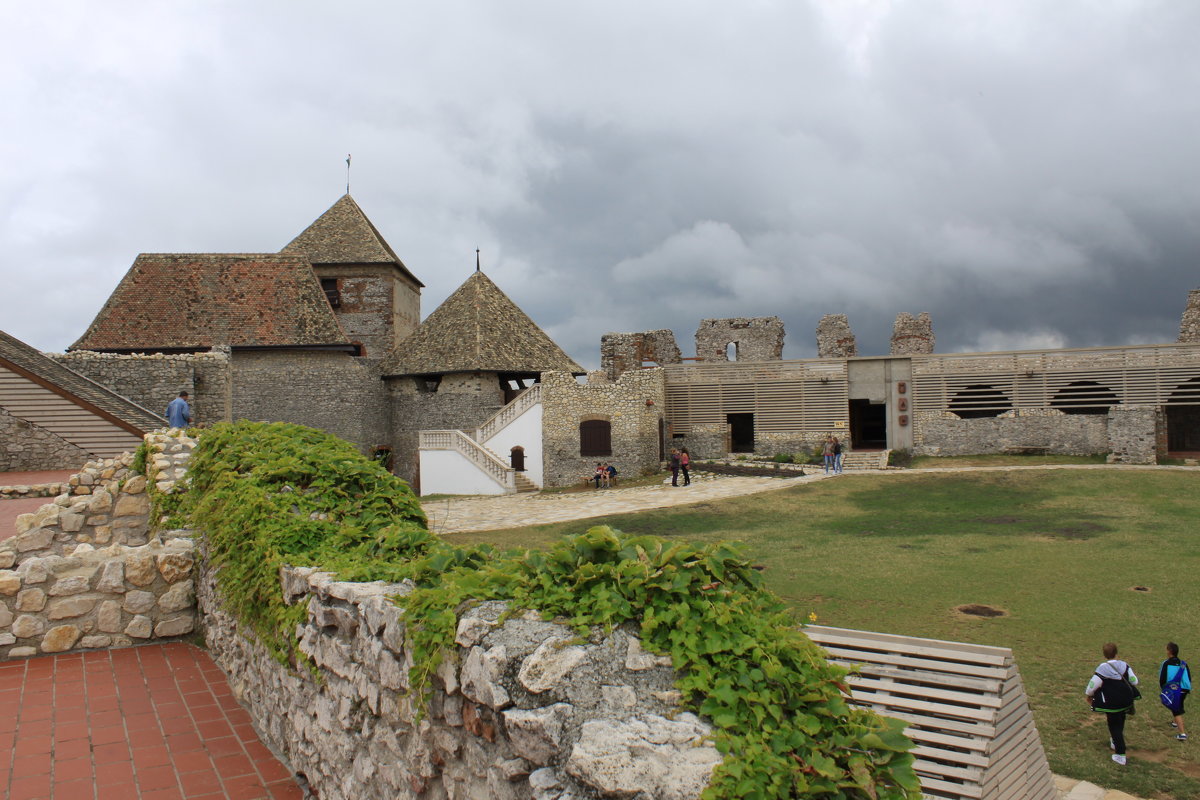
805, 626, 1056, 800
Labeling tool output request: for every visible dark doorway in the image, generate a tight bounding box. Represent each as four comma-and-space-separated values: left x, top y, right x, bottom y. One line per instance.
1167, 406, 1200, 453
510, 446, 526, 472
727, 413, 755, 453
659, 419, 667, 461
849, 400, 887, 449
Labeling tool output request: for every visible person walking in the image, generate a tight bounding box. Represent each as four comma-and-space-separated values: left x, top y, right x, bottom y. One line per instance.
822, 436, 835, 474
1160, 642, 1191, 741
680, 448, 691, 486
166, 391, 192, 429
1086, 642, 1140, 765
669, 448, 681, 487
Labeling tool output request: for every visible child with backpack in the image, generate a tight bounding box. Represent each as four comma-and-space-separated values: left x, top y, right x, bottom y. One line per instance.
1086, 642, 1140, 765
1161, 642, 1192, 741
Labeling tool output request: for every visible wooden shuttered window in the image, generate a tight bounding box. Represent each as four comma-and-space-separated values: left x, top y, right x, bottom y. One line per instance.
579, 420, 612, 456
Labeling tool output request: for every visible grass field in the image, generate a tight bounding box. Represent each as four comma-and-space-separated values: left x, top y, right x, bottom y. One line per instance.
446, 468, 1200, 799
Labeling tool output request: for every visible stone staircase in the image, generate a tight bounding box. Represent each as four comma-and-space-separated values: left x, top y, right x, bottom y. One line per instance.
514, 473, 539, 493
841, 449, 890, 470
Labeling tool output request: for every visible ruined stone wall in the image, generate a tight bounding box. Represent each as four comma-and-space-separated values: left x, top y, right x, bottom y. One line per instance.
0, 432, 197, 659
912, 408, 1109, 456
197, 564, 721, 800
890, 313, 934, 356
1106, 405, 1160, 464
694, 318, 784, 362
541, 369, 666, 488
231, 350, 387, 454
816, 315, 857, 359
600, 330, 682, 381
670, 424, 727, 460
0, 406, 91, 472
48, 348, 232, 425
1179, 289, 1200, 343
388, 374, 507, 486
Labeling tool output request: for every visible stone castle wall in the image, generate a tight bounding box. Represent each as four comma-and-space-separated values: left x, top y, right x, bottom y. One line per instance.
600, 330, 682, 381
0, 432, 197, 659
540, 369, 666, 488
890, 312, 934, 356
49, 348, 232, 425
198, 564, 721, 800
0, 406, 92, 472
231, 350, 388, 455
311, 264, 421, 358
816, 315, 857, 359
912, 408, 1108, 457
1179, 289, 1200, 343
1105, 406, 1161, 464
695, 317, 784, 362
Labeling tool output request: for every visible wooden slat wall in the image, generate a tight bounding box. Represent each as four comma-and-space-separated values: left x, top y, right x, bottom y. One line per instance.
0, 366, 142, 458
665, 361, 848, 433
805, 626, 1056, 800
912, 344, 1200, 413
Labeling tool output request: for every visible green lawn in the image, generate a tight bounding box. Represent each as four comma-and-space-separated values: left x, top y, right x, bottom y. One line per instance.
446, 469, 1200, 799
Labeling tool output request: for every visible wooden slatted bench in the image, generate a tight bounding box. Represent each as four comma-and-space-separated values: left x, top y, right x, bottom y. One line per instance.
805, 626, 1056, 800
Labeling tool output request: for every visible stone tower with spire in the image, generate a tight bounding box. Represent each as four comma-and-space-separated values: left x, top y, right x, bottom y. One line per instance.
282, 194, 424, 359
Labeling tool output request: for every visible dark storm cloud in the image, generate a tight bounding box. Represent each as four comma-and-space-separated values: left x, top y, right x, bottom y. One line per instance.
2, 1, 1198, 370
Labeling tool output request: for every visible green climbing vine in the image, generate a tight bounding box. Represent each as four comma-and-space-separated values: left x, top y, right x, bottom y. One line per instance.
179, 421, 920, 799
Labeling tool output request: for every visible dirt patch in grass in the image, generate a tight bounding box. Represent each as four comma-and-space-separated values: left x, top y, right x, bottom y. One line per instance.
955, 604, 1008, 618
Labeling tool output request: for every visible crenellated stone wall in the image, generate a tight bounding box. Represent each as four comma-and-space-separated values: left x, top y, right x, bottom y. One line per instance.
540, 369, 666, 488
0, 406, 92, 472
48, 347, 232, 425
0, 431, 198, 659
197, 563, 722, 800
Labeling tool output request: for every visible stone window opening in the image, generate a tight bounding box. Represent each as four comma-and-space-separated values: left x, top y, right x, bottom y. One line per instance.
320, 278, 341, 309
726, 342, 738, 361
948, 384, 1012, 419
579, 419, 612, 457
1050, 380, 1118, 415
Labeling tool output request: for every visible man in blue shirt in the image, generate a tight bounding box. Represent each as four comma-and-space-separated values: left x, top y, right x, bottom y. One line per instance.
166, 391, 192, 429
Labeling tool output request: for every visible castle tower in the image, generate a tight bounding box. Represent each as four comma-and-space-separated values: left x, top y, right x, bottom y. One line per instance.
1179, 289, 1200, 343
816, 314, 857, 358
890, 312, 935, 355
283, 194, 423, 358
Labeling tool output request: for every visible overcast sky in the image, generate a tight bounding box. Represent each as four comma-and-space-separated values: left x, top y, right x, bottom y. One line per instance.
4, 1, 1199, 368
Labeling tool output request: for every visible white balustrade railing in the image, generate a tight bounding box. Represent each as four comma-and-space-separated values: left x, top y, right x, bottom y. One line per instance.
475, 384, 541, 444
419, 429, 516, 491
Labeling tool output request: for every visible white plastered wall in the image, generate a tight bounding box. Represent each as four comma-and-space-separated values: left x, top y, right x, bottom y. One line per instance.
481, 402, 543, 487
419, 449, 510, 496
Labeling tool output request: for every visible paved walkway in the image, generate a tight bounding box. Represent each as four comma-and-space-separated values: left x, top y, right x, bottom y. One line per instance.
0, 643, 302, 800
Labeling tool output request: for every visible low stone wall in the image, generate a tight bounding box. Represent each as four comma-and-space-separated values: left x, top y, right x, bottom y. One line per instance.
198, 563, 722, 800
0, 430, 199, 659
671, 423, 727, 460
1106, 405, 1160, 464
0, 482, 70, 500
0, 406, 92, 472
913, 408, 1109, 457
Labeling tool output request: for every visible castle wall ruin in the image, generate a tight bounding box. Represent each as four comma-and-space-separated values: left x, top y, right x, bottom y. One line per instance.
815, 314, 857, 359
890, 312, 934, 355
694, 317, 784, 362
600, 330, 681, 381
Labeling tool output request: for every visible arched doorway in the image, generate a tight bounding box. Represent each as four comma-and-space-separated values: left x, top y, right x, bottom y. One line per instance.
510, 446, 526, 472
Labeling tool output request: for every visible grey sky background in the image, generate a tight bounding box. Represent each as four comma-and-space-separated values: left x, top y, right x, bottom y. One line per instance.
3, 1, 1199, 369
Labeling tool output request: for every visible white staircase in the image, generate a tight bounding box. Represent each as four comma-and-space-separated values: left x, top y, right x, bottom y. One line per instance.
418, 386, 542, 495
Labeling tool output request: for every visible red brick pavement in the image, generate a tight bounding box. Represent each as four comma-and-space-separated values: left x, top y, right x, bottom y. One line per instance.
2, 498, 49, 542
0, 643, 303, 800
0, 471, 75, 486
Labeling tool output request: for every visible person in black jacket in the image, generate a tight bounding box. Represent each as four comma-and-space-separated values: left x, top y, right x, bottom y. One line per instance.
1160, 641, 1191, 741
1085, 642, 1140, 765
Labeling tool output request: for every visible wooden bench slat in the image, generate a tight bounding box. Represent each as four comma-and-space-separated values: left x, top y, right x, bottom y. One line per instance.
849, 676, 1005, 709
806, 626, 1012, 666
819, 645, 1010, 680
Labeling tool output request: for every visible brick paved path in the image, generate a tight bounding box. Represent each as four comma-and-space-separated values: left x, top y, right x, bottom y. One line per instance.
0, 643, 301, 800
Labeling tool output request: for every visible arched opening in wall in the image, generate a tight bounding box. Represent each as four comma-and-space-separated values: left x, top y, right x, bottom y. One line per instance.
1050, 380, 1118, 415
948, 384, 1012, 419
726, 342, 738, 361
579, 420, 612, 457
510, 446, 525, 472
1166, 377, 1200, 453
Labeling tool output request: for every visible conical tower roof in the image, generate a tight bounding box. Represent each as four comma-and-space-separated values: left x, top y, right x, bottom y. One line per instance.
381, 271, 583, 376
282, 194, 423, 286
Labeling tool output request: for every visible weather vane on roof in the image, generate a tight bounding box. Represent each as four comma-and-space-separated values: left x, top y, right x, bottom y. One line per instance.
345, 154, 352, 194
476, 249, 481, 272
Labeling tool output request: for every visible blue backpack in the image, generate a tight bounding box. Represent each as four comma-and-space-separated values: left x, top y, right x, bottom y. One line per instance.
1161, 661, 1190, 710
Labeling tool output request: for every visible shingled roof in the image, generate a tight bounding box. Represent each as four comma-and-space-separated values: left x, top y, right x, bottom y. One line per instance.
282, 194, 423, 287
71, 254, 351, 352
381, 271, 583, 376
0, 329, 165, 432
